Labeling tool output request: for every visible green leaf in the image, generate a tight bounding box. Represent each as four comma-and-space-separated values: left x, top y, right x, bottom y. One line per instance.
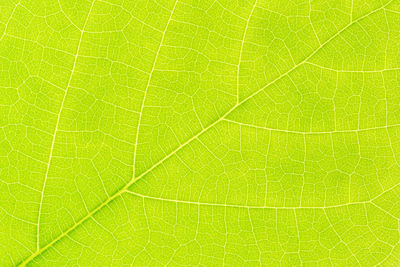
1, 0, 400, 265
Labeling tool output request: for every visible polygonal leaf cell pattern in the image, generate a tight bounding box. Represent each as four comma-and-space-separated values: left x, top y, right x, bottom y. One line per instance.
1, 0, 400, 266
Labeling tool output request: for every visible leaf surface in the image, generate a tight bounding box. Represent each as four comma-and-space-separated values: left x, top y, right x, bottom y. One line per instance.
1, 0, 400, 266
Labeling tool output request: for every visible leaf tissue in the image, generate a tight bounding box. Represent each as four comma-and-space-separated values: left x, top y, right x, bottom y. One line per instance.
1, 0, 400, 266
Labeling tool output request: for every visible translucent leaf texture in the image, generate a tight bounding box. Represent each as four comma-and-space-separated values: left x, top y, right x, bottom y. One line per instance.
1, 0, 400, 265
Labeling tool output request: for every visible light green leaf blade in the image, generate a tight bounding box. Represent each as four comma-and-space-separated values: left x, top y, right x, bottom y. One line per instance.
1, 0, 400, 266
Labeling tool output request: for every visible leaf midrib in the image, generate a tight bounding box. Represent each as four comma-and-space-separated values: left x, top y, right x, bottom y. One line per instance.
18, 1, 393, 265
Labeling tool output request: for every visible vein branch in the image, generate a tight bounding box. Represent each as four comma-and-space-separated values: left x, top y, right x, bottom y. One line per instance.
132, 0, 179, 179
35, 0, 96, 252
237, 0, 258, 104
